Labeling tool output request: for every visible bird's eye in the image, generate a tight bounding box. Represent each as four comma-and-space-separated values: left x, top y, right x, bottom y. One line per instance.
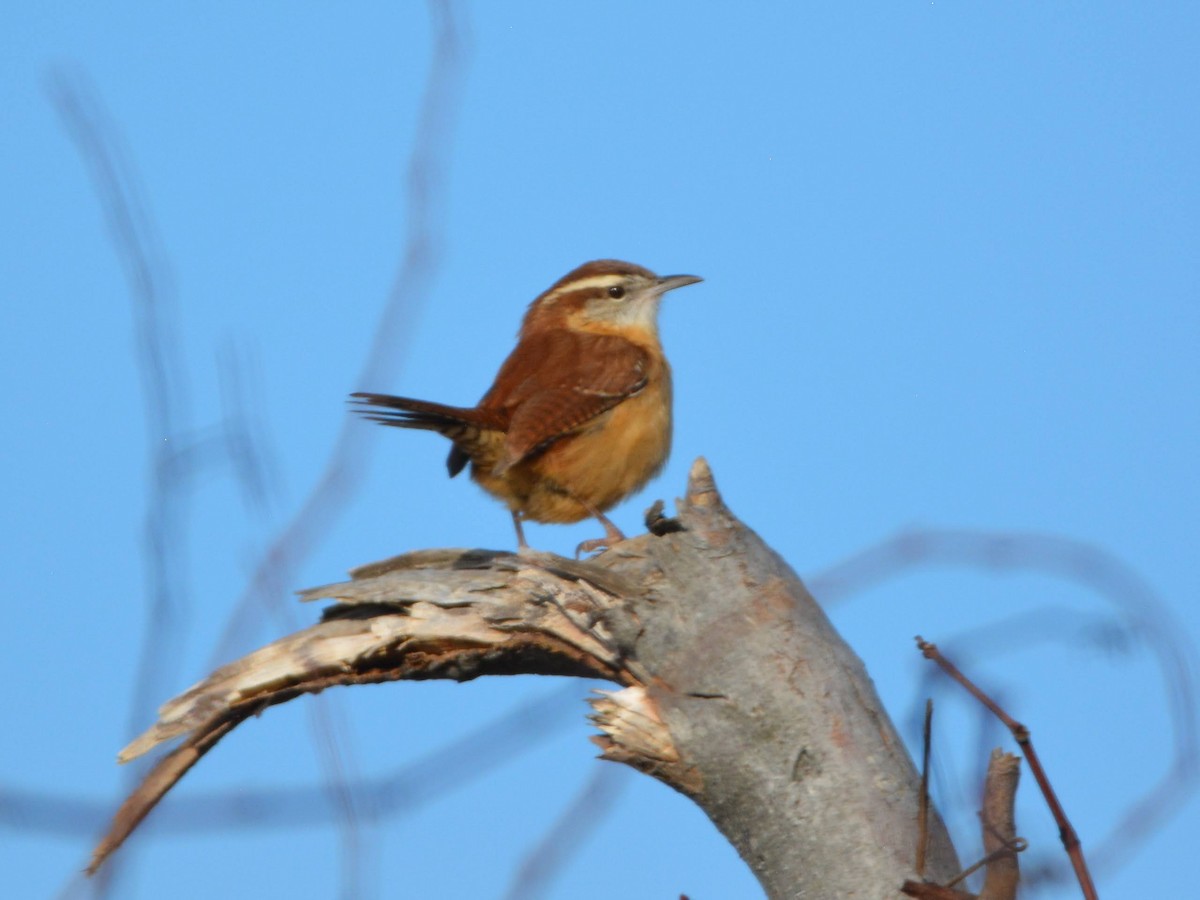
607, 285, 626, 299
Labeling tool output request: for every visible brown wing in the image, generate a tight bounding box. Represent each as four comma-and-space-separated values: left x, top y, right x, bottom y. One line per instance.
480, 329, 650, 473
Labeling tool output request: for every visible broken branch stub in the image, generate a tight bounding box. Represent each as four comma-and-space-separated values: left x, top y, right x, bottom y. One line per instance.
92, 458, 960, 898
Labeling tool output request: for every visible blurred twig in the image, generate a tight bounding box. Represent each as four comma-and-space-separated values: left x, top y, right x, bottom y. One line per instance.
501, 765, 631, 900
47, 68, 197, 900
209, 0, 470, 664
203, 5, 469, 887
47, 69, 190, 761
1, 684, 579, 835
215, 341, 280, 514
42, 28, 455, 887
194, 5, 472, 880
916, 699, 933, 879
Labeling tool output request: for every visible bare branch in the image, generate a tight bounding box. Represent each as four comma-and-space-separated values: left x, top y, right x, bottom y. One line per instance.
90, 460, 962, 897
90, 550, 625, 873
917, 638, 1096, 900
812, 528, 1199, 883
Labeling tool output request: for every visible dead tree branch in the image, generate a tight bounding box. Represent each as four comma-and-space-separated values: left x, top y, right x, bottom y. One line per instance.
978, 750, 1022, 900
91, 459, 961, 898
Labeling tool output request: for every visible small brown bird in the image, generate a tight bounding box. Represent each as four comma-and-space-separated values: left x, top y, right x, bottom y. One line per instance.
353, 259, 701, 552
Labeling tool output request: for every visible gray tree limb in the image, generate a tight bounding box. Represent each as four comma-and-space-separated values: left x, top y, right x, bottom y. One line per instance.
90, 458, 960, 898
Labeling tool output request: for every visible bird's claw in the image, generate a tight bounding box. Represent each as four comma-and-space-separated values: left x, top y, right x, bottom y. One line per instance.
574, 536, 612, 558
574, 524, 626, 559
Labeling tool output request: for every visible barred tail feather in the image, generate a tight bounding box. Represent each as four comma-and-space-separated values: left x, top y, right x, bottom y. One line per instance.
351, 392, 484, 430
350, 392, 505, 477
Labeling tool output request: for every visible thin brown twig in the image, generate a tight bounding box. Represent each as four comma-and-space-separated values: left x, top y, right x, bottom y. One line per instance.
902, 606, 1124, 881
811, 528, 1198, 883
916, 637, 1098, 900
944, 847, 1017, 889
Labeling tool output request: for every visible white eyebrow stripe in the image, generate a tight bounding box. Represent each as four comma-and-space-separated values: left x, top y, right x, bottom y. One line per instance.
542, 274, 626, 299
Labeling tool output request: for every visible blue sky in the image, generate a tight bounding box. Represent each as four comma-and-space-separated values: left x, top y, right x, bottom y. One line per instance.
3, 3, 1197, 898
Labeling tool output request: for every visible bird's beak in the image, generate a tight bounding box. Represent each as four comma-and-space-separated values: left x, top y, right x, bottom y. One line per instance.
654, 274, 703, 295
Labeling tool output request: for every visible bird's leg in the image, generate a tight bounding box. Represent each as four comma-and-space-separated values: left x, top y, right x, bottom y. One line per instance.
511, 510, 530, 552
574, 501, 626, 558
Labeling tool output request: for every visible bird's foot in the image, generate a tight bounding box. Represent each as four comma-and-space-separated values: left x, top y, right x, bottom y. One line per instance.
574, 536, 611, 558
575, 519, 626, 559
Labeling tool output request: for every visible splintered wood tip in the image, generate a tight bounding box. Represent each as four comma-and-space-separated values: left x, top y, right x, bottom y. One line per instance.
683, 456, 721, 509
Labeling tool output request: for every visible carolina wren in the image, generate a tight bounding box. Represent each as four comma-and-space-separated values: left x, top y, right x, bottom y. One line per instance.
353, 259, 701, 551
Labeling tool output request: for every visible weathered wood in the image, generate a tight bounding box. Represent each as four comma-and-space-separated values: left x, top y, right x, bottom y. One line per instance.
91, 458, 960, 897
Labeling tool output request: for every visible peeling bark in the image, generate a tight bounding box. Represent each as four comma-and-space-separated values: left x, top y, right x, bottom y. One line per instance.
91, 459, 960, 897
